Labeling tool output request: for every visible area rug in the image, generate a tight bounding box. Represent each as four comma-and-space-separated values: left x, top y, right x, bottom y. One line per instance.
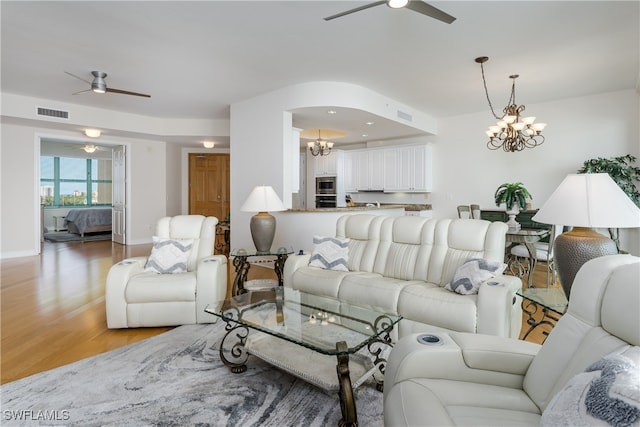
43, 231, 112, 243
0, 323, 384, 426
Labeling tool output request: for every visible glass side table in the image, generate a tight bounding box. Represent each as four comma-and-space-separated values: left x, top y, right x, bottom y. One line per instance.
230, 247, 294, 296
517, 287, 568, 342
506, 229, 550, 288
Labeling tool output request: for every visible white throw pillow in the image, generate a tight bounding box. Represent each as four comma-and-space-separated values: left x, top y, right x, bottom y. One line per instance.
144, 236, 194, 274
444, 258, 507, 295
308, 236, 349, 271
541, 346, 640, 427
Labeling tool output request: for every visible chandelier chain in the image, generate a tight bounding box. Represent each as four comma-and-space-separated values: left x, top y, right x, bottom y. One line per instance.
479, 61, 505, 120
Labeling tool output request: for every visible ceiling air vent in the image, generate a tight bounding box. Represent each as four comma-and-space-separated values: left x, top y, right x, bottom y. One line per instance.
37, 107, 69, 119
397, 110, 412, 122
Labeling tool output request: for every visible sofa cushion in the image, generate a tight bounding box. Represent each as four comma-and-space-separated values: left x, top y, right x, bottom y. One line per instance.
398, 283, 478, 333
290, 266, 349, 298
144, 236, 193, 274
338, 274, 418, 314
445, 258, 507, 295
541, 346, 640, 427
309, 236, 349, 271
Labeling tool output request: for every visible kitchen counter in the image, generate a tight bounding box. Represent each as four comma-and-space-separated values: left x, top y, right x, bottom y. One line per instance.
285, 204, 431, 213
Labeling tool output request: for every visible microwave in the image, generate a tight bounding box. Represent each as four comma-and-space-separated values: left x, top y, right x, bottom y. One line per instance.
316, 176, 336, 194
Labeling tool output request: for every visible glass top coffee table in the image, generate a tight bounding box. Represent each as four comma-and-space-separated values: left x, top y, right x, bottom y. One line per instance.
205, 287, 402, 427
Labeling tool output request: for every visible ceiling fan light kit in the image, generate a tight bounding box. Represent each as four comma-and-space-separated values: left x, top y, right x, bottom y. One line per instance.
324, 0, 455, 24
66, 70, 151, 98
475, 56, 546, 152
388, 0, 409, 8
83, 145, 98, 153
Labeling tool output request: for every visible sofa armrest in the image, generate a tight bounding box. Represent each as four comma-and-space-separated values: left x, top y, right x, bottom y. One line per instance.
196, 255, 228, 323
476, 274, 523, 338
105, 256, 147, 328
283, 254, 311, 289
384, 331, 540, 396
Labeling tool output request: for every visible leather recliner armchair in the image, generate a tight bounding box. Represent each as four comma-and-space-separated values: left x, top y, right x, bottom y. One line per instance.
384, 254, 640, 426
106, 215, 227, 328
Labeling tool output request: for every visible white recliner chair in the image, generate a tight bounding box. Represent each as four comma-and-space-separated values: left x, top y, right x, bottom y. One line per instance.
384, 254, 640, 426
106, 215, 228, 328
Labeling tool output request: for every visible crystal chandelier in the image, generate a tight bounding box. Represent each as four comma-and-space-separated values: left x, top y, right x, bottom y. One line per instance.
307, 129, 334, 156
475, 56, 546, 152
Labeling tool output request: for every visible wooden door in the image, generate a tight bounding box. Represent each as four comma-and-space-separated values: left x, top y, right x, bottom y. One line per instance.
189, 153, 230, 221
189, 153, 230, 255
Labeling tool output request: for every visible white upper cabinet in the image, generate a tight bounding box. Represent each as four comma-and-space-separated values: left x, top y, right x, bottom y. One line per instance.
356, 150, 384, 191
291, 128, 301, 193
341, 144, 431, 193
314, 150, 338, 176
384, 144, 432, 192
342, 151, 357, 193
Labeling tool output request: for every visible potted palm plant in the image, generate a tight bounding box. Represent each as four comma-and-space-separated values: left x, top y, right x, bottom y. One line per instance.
494, 182, 532, 230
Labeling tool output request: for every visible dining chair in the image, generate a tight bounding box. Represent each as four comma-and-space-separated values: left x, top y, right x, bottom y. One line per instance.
470, 204, 481, 219
509, 224, 564, 287
457, 205, 471, 219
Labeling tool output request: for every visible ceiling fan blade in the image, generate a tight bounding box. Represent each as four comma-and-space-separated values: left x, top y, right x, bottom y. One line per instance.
72, 89, 92, 95
105, 87, 151, 98
65, 71, 92, 85
405, 1, 456, 24
324, 1, 386, 21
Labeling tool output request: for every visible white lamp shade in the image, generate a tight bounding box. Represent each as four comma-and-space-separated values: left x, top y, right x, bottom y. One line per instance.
532, 173, 640, 228
240, 186, 286, 213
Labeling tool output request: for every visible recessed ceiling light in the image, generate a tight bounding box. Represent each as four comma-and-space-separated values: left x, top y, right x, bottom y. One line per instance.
361, 134, 369, 137
84, 129, 101, 138
327, 110, 337, 115
203, 141, 215, 148
365, 121, 374, 126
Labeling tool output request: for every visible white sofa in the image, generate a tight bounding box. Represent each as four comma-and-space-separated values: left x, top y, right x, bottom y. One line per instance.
383, 254, 640, 426
105, 215, 227, 328
283, 214, 523, 339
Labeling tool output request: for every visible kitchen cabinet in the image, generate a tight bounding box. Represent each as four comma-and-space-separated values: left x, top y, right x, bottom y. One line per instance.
342, 151, 357, 193
356, 149, 384, 191
384, 144, 432, 192
313, 150, 338, 176
292, 128, 301, 193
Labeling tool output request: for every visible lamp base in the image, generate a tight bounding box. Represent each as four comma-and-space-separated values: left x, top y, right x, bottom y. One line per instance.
250, 212, 276, 253
554, 227, 617, 299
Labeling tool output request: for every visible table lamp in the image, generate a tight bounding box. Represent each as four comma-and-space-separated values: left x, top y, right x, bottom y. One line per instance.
240, 186, 286, 253
532, 173, 640, 298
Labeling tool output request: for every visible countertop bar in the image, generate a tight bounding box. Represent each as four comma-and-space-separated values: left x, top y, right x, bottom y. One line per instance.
284, 204, 432, 213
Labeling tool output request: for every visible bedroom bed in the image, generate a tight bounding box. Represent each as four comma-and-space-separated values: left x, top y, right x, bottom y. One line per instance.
64, 208, 112, 237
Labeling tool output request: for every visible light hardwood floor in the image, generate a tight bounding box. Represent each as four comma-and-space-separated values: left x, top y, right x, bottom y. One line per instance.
1, 239, 553, 385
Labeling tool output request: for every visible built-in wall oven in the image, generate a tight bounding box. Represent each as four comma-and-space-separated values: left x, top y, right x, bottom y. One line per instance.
316, 176, 336, 194
315, 176, 337, 208
315, 195, 337, 208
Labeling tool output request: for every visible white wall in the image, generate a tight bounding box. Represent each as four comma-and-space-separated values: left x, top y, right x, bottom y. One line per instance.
0, 122, 169, 257
430, 89, 640, 255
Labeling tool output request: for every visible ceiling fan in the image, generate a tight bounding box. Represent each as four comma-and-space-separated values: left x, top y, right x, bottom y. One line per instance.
324, 0, 456, 23
74, 144, 109, 154
65, 71, 151, 98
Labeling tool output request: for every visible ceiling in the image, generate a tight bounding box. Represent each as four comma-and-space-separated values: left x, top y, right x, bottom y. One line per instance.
1, 1, 638, 149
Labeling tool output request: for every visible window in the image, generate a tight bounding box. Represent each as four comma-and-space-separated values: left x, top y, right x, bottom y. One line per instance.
40, 156, 112, 207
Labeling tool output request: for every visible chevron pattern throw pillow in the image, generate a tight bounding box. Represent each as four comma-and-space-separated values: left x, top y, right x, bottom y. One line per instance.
309, 236, 349, 271
144, 236, 194, 274
445, 258, 506, 295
